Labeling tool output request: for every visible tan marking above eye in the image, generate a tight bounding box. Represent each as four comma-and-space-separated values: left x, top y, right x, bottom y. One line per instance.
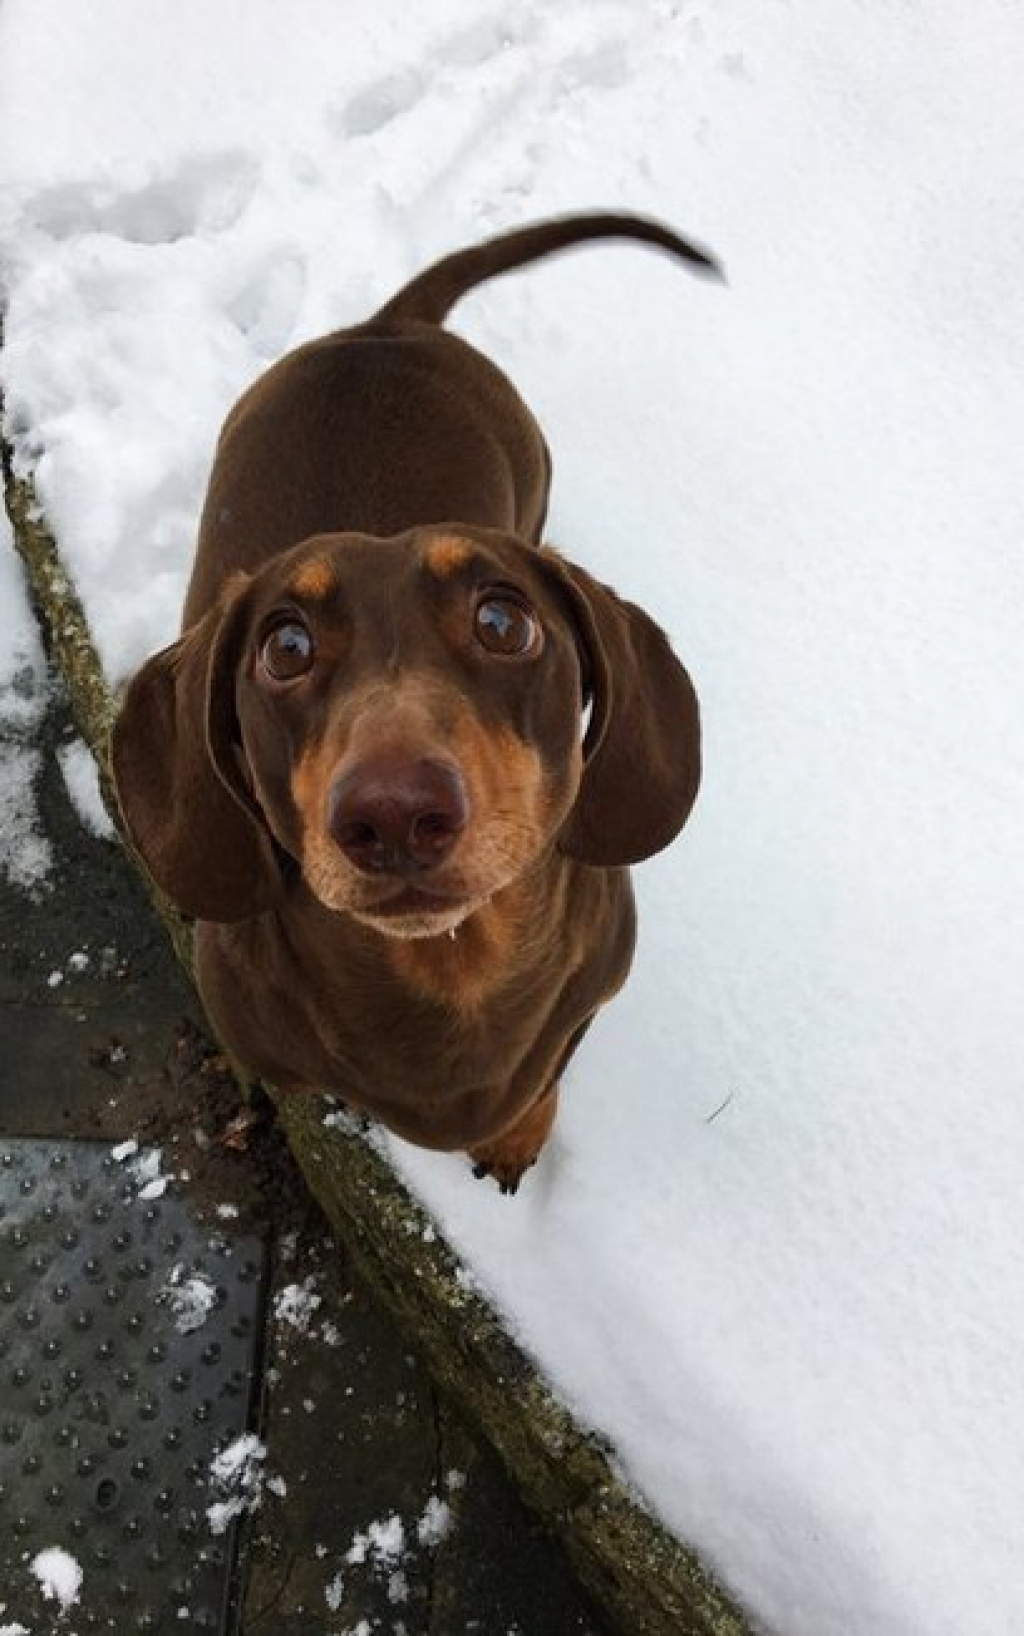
424, 535, 474, 578
288, 558, 338, 599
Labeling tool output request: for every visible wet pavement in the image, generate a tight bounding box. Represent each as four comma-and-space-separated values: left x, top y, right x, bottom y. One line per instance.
0, 675, 613, 1635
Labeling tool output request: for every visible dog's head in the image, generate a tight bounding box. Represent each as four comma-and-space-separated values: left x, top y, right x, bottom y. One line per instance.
111, 525, 701, 933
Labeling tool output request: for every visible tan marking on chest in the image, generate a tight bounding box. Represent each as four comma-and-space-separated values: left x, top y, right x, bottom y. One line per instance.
387, 884, 535, 1014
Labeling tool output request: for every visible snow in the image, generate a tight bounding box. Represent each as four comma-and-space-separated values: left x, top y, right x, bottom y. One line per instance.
126, 1145, 171, 1201
326, 1506, 442, 1617
158, 1262, 217, 1334
207, 1432, 268, 1535
0, 509, 52, 891
209, 1431, 266, 1486
56, 737, 114, 840
2, 4, 1024, 1634
29, 1546, 82, 1614
273, 1277, 323, 1335
416, 1496, 453, 1549
325, 1571, 346, 1614
345, 1515, 406, 1569
0, 519, 107, 890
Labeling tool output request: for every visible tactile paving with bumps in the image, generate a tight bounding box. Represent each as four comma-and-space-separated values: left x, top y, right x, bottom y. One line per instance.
0, 1139, 266, 1633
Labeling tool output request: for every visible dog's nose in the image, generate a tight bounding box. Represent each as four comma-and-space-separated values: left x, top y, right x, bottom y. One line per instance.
329, 755, 469, 875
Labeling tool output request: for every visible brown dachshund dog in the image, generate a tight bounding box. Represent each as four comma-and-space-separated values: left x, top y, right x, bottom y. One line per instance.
111, 212, 719, 1192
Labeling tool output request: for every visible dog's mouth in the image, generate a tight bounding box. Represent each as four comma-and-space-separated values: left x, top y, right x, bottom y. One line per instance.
300, 834, 494, 935
350, 881, 482, 940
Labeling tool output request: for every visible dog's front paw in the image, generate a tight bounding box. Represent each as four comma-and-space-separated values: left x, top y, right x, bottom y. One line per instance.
470, 1154, 535, 1196
467, 1086, 558, 1196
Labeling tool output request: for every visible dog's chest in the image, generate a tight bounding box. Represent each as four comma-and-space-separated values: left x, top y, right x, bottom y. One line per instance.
197, 912, 559, 1093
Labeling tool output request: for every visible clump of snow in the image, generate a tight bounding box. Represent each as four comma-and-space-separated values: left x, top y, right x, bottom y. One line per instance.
325, 1570, 345, 1613
0, 515, 52, 893
207, 1433, 267, 1535
127, 1146, 169, 1201
30, 1546, 83, 1614
322, 1105, 363, 1136
210, 1432, 266, 1485
56, 737, 114, 839
327, 1514, 411, 1615
111, 1137, 139, 1162
345, 1514, 405, 1569
273, 1277, 322, 1335
158, 1263, 217, 1334
207, 1497, 244, 1536
416, 1495, 452, 1549
45, 949, 103, 989
323, 1101, 387, 1157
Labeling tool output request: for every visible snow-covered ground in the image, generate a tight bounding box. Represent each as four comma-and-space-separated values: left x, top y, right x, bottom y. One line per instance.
0, 510, 52, 888
0, 512, 113, 882
3, 5, 1024, 1633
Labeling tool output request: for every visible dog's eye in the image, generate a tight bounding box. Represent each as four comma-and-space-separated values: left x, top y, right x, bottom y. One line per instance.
260, 619, 315, 681
474, 595, 541, 657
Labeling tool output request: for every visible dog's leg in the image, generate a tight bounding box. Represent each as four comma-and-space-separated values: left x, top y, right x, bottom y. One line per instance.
469, 1086, 560, 1196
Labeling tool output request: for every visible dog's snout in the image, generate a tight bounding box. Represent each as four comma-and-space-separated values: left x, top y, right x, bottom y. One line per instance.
329, 755, 469, 875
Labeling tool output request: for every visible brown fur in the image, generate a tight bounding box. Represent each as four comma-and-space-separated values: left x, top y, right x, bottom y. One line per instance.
111, 212, 716, 1192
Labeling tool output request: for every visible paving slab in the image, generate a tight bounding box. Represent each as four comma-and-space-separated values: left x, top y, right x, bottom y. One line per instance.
0, 1136, 265, 1633
243, 1230, 610, 1635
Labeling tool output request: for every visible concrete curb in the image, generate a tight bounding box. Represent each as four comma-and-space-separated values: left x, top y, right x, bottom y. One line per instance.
2, 450, 753, 1636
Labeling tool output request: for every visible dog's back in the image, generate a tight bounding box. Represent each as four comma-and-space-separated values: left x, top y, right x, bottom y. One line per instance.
185, 212, 720, 626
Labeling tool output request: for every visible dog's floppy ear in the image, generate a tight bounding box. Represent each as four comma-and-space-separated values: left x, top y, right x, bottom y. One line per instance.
542, 550, 701, 866
110, 581, 280, 921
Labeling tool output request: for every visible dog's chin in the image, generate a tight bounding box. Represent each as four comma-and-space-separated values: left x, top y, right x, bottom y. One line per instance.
348, 894, 483, 941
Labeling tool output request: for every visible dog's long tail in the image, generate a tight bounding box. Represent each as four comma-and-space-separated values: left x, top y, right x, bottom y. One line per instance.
372, 211, 723, 327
